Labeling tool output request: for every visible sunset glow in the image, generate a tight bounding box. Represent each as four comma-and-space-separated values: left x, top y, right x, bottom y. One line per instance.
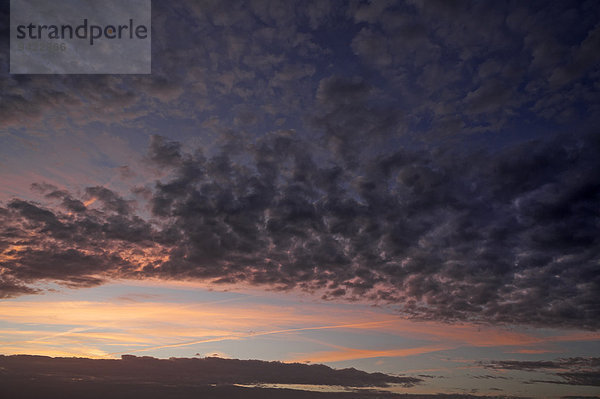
1, 1, 599, 398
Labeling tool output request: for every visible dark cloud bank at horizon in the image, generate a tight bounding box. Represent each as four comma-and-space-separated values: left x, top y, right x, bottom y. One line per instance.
0, 354, 565, 399
1, 354, 598, 398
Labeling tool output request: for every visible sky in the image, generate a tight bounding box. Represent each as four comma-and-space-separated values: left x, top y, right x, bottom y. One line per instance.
0, 0, 599, 398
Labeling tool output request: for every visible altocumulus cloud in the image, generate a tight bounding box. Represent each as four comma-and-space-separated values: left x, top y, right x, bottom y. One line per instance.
1, 0, 599, 332
1, 129, 599, 330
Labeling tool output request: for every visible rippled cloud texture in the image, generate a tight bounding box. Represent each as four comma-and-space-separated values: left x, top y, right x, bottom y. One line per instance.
1, 0, 599, 332
2, 2, 600, 398
2, 130, 599, 330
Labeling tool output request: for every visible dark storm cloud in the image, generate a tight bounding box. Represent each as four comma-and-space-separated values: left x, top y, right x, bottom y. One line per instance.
484, 357, 600, 387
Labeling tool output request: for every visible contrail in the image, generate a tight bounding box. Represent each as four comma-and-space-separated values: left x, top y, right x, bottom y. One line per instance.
108, 319, 395, 356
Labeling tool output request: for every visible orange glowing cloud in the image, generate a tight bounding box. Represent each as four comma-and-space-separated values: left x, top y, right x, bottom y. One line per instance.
83, 197, 97, 207
288, 344, 454, 363
508, 349, 559, 354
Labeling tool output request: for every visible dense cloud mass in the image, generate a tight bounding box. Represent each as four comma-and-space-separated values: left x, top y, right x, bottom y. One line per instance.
1, 130, 599, 329
0, 355, 526, 399
0, 354, 420, 387
1, 1, 599, 132
0, 0, 599, 331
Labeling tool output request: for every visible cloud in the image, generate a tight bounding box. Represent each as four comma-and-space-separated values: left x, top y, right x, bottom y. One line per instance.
1, 355, 534, 399
484, 357, 600, 387
288, 345, 452, 364
1, 129, 599, 330
348, 1, 600, 131
561, 397, 600, 399
147, 135, 183, 168
0, 190, 162, 293
2, 1, 596, 138
1, 1, 599, 333
313, 76, 400, 166
0, 354, 420, 387
0, 277, 40, 298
